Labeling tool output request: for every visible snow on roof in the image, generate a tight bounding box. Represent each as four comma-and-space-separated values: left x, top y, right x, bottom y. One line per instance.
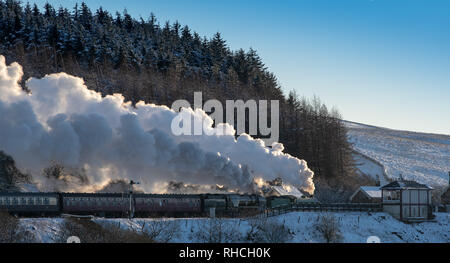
381, 180, 432, 190
360, 186, 382, 198
271, 185, 304, 199
350, 186, 381, 201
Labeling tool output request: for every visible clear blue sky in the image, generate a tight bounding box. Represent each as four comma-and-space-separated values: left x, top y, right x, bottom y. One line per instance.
30, 0, 450, 135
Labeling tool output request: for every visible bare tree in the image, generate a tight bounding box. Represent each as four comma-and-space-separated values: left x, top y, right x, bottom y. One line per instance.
42, 163, 90, 192
136, 220, 181, 243
58, 218, 154, 243
314, 214, 342, 243
190, 218, 243, 243
246, 217, 292, 243
43, 163, 66, 180
0, 211, 34, 243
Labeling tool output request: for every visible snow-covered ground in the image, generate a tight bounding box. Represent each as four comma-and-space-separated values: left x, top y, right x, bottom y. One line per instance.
345, 121, 450, 187
352, 151, 388, 185
20, 212, 450, 243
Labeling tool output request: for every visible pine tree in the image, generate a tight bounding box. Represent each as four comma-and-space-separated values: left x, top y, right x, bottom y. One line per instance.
80, 2, 92, 30
0, 0, 354, 185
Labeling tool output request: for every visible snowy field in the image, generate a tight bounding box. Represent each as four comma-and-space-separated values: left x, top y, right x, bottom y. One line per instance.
345, 121, 450, 187
352, 151, 388, 185
21, 212, 449, 243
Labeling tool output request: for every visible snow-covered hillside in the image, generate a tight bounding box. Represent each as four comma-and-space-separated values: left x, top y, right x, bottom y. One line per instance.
20, 212, 450, 243
352, 151, 388, 185
345, 121, 450, 187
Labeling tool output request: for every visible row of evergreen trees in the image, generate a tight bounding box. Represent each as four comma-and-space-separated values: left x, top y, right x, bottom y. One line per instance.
0, 1, 356, 190
0, 1, 274, 84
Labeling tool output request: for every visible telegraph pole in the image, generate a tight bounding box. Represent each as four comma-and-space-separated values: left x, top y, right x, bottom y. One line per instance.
129, 180, 140, 219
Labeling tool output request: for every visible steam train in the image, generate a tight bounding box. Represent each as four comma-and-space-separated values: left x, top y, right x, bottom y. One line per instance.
0, 192, 268, 218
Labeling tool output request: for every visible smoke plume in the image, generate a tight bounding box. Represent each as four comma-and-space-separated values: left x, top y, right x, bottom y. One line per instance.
0, 56, 315, 194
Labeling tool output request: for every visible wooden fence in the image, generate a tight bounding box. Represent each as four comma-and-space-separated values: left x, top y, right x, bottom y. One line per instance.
265, 203, 382, 217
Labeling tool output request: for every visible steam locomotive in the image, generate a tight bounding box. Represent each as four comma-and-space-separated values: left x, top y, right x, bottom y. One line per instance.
0, 192, 267, 218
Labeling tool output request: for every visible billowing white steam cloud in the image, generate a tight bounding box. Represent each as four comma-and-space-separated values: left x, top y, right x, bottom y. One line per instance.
0, 56, 315, 194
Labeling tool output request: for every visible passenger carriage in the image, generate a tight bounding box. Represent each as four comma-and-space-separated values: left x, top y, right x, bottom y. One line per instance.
133, 194, 202, 217
0, 192, 60, 216
61, 193, 129, 217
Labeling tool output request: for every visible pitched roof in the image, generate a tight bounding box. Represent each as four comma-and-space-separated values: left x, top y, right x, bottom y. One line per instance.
350, 186, 381, 200
271, 185, 304, 199
361, 186, 382, 198
380, 180, 433, 190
